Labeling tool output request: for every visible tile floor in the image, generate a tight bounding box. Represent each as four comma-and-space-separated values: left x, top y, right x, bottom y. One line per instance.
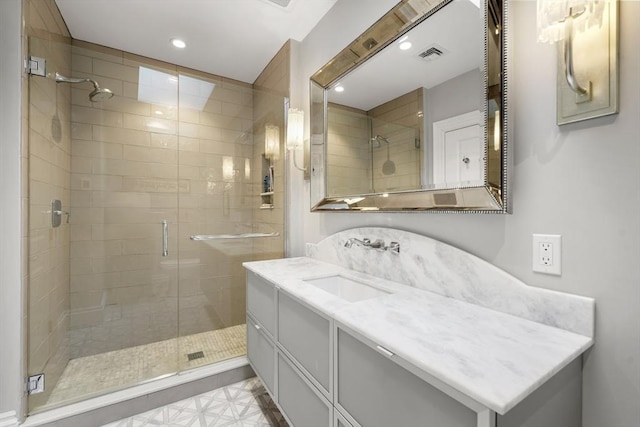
46, 325, 247, 407
102, 377, 288, 427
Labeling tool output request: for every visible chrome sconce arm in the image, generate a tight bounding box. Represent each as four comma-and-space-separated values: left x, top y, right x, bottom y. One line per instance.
562, 8, 590, 97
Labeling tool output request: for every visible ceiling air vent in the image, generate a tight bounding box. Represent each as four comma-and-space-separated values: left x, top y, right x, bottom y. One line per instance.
418, 44, 448, 62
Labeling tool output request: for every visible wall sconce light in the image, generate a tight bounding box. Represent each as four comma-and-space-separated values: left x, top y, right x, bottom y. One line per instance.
286, 108, 306, 172
537, 0, 618, 125
264, 124, 280, 161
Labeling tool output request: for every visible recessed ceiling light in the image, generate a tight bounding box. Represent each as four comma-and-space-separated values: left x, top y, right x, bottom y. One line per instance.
334, 85, 344, 93
399, 41, 412, 50
171, 38, 186, 49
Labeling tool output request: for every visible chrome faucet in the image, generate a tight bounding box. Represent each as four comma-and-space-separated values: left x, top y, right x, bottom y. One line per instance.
344, 237, 400, 254
344, 237, 370, 248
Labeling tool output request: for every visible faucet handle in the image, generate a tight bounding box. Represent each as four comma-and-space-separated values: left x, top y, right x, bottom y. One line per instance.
388, 241, 400, 254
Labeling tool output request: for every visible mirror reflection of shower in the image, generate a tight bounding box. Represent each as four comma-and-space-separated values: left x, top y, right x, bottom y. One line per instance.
55, 72, 114, 102
370, 134, 390, 148
372, 135, 396, 176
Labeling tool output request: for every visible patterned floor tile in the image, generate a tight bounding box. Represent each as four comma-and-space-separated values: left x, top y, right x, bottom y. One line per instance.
102, 378, 287, 427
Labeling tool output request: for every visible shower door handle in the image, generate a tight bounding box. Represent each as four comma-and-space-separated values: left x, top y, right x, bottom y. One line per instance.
162, 220, 168, 256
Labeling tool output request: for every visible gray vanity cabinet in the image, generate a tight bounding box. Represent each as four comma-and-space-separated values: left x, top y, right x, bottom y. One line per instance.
277, 290, 332, 396
246, 272, 277, 397
277, 351, 333, 426
247, 315, 276, 396
246, 271, 276, 338
335, 327, 476, 427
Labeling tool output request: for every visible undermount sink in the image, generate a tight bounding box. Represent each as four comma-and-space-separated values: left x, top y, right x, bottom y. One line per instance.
303, 275, 391, 302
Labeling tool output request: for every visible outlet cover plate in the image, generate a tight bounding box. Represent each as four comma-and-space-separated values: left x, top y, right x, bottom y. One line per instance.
533, 234, 562, 275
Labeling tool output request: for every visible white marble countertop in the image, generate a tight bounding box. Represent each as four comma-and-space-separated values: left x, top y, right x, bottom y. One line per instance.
243, 256, 594, 415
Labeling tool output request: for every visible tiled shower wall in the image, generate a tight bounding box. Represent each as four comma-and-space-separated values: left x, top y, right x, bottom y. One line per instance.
253, 40, 288, 261
26, 0, 72, 410
369, 88, 422, 192
327, 105, 371, 196
67, 40, 272, 357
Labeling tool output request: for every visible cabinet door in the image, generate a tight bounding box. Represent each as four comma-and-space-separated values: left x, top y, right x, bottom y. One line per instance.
336, 328, 476, 427
247, 316, 275, 396
278, 290, 331, 395
336, 410, 355, 427
246, 271, 276, 338
278, 351, 332, 427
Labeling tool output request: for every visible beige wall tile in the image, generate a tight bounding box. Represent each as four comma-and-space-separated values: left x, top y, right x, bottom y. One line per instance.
123, 145, 177, 163
93, 124, 151, 146
92, 59, 139, 83
123, 113, 177, 135
72, 139, 123, 159
72, 105, 123, 127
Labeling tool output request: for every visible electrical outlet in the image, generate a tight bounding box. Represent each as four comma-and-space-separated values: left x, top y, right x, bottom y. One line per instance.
533, 234, 561, 275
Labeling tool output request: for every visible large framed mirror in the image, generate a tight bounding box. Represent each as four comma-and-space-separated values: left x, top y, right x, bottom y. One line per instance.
309, 0, 509, 212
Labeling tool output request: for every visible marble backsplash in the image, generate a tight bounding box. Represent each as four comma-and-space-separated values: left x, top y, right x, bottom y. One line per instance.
307, 227, 594, 338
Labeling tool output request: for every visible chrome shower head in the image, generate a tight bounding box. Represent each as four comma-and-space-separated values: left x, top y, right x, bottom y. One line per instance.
89, 86, 114, 102
55, 72, 114, 102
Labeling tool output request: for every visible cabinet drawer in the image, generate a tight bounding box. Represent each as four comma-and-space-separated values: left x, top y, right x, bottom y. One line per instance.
246, 271, 276, 338
336, 328, 476, 427
247, 316, 275, 396
278, 351, 332, 427
278, 290, 331, 394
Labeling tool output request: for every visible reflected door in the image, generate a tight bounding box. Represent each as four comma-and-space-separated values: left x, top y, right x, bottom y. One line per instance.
433, 110, 483, 187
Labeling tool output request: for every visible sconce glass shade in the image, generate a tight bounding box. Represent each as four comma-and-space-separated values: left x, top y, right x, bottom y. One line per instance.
286, 108, 304, 150
264, 124, 280, 160
537, 0, 604, 43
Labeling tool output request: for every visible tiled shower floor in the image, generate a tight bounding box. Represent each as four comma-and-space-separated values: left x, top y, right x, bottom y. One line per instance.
46, 324, 247, 406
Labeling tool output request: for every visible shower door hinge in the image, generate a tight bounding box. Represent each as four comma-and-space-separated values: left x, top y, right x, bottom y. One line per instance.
26, 374, 45, 395
26, 56, 46, 76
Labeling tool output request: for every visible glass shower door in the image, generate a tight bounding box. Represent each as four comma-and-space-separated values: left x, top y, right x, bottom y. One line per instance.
27, 37, 182, 412
176, 72, 285, 371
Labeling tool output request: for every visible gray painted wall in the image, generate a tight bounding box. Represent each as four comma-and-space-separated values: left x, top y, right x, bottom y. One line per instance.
0, 0, 24, 422
289, 1, 640, 426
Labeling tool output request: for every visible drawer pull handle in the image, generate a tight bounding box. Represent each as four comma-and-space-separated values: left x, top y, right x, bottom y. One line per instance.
376, 345, 394, 358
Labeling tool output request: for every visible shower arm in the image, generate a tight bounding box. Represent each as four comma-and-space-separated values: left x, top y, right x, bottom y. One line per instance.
55, 72, 99, 88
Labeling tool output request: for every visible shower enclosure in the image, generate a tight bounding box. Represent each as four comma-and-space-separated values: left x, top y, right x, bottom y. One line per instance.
26, 33, 285, 413
326, 104, 421, 197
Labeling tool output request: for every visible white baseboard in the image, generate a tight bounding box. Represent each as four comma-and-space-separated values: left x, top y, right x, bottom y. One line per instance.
0, 411, 19, 427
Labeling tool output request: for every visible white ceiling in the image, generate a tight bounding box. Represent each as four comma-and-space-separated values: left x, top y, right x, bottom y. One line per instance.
328, 0, 483, 111
54, 0, 338, 84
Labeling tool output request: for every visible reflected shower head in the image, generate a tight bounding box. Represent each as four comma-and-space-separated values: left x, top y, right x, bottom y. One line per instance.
55, 72, 114, 102
373, 135, 390, 144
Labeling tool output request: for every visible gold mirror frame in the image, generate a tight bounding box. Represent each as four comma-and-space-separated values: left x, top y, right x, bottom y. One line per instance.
309, 0, 510, 213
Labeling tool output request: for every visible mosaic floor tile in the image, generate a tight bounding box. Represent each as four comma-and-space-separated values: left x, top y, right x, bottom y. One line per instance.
46, 324, 247, 407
